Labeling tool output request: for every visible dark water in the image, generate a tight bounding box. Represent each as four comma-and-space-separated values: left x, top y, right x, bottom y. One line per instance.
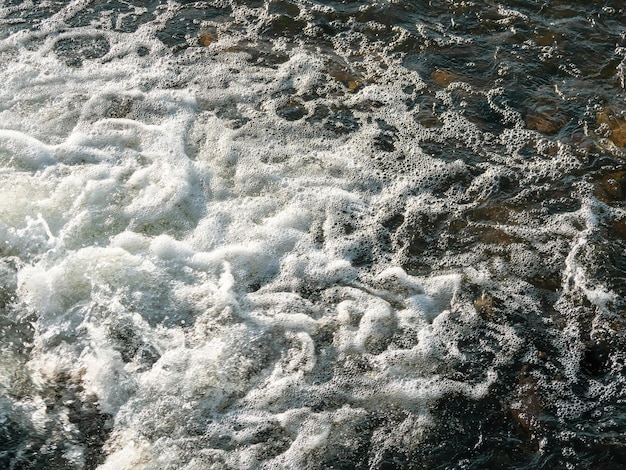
0, 1, 625, 469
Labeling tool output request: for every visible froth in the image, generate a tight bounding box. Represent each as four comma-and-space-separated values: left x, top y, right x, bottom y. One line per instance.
2, 1, 624, 468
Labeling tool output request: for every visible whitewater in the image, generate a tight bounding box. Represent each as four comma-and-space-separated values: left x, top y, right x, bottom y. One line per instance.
1, 1, 625, 468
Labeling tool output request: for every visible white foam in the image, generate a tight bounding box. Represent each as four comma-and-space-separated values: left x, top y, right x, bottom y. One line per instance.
1, 2, 621, 467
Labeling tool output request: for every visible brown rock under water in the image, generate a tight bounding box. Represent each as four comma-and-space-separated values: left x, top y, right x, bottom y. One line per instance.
593, 170, 626, 203
609, 123, 626, 148
534, 31, 558, 46
199, 31, 216, 46
475, 226, 514, 245
432, 69, 456, 86
597, 108, 626, 148
329, 69, 363, 91
525, 105, 568, 134
473, 293, 494, 319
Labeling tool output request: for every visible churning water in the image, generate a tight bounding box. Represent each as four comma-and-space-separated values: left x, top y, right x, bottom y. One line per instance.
1, 0, 625, 468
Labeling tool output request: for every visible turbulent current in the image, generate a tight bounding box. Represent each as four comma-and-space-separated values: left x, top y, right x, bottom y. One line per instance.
1, 0, 625, 468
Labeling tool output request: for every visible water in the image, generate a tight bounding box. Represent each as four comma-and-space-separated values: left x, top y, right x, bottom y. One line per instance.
0, 1, 625, 468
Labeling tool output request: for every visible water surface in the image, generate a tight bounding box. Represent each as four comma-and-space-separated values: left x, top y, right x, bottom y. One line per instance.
1, 1, 625, 468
